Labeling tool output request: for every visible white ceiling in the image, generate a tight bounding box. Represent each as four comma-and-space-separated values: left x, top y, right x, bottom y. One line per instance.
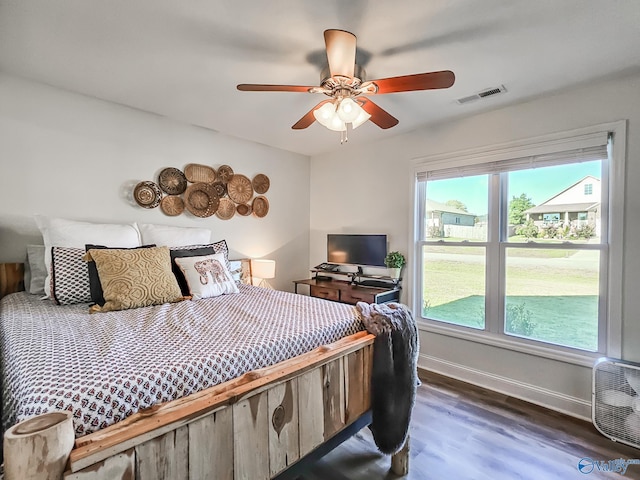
1, 0, 639, 157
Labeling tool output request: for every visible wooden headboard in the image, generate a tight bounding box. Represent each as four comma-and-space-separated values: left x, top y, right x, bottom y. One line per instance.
0, 263, 25, 300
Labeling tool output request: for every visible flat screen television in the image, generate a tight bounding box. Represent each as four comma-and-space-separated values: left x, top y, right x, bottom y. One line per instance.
327, 234, 387, 267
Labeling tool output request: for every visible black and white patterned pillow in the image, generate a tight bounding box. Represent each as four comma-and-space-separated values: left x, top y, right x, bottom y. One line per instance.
50, 247, 92, 305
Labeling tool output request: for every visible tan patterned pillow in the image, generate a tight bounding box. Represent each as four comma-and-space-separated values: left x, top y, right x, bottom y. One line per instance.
84, 246, 183, 313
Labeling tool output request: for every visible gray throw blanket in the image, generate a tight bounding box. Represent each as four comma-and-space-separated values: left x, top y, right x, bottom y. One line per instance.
356, 302, 419, 454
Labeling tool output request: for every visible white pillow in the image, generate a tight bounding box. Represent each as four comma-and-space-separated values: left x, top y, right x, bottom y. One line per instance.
136, 223, 211, 247
174, 252, 239, 300
34, 215, 141, 298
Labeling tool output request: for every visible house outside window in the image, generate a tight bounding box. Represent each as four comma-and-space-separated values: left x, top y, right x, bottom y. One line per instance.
585, 183, 593, 195
413, 123, 625, 363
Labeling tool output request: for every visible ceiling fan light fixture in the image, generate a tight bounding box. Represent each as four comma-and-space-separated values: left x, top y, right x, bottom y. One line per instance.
313, 100, 347, 131
313, 102, 337, 128
327, 113, 347, 132
351, 108, 371, 129
336, 97, 360, 123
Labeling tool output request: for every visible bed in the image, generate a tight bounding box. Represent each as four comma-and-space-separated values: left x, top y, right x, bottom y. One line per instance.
0, 260, 408, 479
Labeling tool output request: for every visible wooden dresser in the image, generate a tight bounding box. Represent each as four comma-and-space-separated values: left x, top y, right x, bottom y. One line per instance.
293, 278, 400, 305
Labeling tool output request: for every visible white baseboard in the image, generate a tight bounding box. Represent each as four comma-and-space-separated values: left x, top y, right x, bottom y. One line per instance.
419, 353, 592, 421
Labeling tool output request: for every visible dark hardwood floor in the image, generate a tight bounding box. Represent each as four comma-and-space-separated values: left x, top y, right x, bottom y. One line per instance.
298, 370, 640, 480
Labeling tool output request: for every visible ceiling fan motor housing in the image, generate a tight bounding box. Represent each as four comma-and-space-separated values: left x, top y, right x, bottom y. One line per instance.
320, 64, 366, 86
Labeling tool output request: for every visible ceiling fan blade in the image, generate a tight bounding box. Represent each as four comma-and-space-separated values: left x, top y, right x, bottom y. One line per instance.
291, 100, 332, 129
324, 29, 356, 78
237, 84, 316, 93
368, 70, 455, 94
359, 98, 399, 129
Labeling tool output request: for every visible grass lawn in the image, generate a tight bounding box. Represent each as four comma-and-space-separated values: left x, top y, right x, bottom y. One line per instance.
422, 247, 600, 351
427, 295, 598, 351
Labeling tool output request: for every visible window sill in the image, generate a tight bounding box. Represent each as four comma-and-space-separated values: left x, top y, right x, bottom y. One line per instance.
417, 319, 602, 368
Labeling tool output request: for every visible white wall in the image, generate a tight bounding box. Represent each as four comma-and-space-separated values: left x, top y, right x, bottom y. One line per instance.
310, 72, 640, 418
0, 74, 311, 291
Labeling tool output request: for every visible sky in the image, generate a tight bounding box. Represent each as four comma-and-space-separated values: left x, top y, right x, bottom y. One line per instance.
425, 160, 602, 216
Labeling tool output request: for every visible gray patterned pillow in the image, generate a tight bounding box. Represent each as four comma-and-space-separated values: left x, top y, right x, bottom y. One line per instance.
26, 244, 47, 295
50, 246, 92, 305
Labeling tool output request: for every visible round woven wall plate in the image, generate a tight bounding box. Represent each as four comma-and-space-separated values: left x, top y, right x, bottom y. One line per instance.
158, 167, 187, 195
252, 174, 270, 194
227, 174, 253, 204
252, 196, 269, 218
216, 198, 236, 220
212, 181, 227, 197
217, 165, 234, 184
236, 203, 252, 216
134, 181, 162, 209
184, 164, 216, 184
161, 195, 185, 216
184, 183, 220, 218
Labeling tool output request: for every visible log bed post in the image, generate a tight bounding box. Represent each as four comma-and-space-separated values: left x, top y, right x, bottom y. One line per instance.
3, 411, 74, 480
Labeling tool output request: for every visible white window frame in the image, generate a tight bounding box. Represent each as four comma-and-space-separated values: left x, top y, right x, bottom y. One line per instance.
409, 121, 626, 367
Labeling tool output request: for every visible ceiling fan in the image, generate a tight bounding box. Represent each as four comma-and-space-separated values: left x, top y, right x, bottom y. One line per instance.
237, 29, 455, 142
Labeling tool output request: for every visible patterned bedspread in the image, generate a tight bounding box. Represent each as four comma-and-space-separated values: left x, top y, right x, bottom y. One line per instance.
0, 285, 362, 437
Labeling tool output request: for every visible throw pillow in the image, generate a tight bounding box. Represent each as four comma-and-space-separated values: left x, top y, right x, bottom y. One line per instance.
174, 252, 239, 300
85, 244, 156, 306
50, 246, 91, 305
209, 239, 233, 280
84, 246, 183, 313
35, 215, 140, 299
169, 246, 215, 296
26, 244, 47, 295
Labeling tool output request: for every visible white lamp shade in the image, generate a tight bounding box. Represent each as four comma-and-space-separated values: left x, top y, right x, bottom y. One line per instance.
251, 259, 276, 279
327, 115, 347, 132
313, 102, 346, 131
351, 107, 371, 129
337, 98, 360, 123
313, 102, 336, 128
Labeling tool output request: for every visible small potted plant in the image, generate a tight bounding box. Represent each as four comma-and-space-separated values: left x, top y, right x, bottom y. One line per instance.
384, 251, 406, 279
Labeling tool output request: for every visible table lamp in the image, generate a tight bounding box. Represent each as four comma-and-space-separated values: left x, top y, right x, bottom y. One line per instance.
251, 259, 276, 289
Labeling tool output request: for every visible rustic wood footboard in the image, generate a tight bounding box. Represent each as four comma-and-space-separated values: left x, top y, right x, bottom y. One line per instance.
63, 331, 377, 480
1, 264, 409, 478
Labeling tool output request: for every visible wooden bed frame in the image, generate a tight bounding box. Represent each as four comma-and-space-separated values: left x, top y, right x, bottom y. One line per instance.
0, 263, 410, 479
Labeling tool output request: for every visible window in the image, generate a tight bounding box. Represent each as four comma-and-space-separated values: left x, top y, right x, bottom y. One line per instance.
585, 183, 593, 195
543, 213, 560, 223
414, 124, 625, 361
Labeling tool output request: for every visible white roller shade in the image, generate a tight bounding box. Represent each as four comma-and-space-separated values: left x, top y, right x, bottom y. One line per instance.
416, 131, 609, 182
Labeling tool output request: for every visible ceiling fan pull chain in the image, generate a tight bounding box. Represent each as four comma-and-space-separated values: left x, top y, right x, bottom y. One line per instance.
341, 128, 348, 144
